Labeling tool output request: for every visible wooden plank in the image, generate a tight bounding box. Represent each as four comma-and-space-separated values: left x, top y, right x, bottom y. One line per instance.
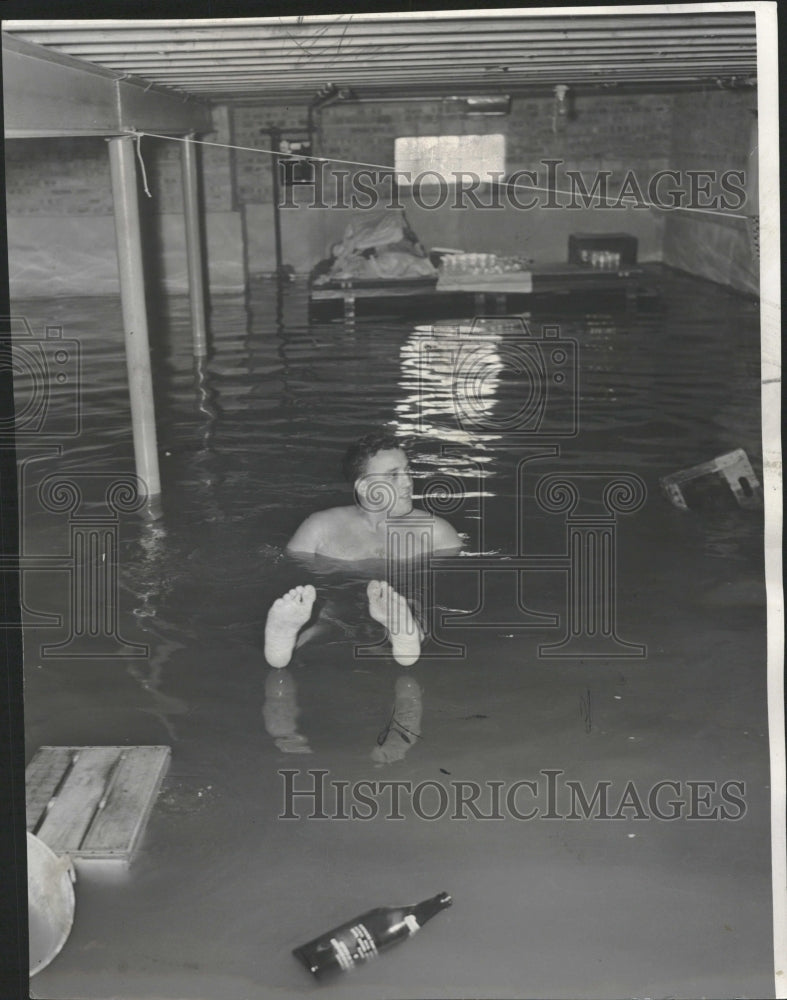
436, 273, 534, 294
309, 276, 438, 302
25, 747, 73, 832
80, 747, 171, 860
312, 275, 437, 291
35, 747, 121, 854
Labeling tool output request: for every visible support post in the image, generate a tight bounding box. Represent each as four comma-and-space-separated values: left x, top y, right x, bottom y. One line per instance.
108, 135, 161, 498
268, 127, 285, 279
180, 132, 208, 357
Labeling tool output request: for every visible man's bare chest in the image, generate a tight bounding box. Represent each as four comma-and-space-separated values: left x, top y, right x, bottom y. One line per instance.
317, 519, 432, 561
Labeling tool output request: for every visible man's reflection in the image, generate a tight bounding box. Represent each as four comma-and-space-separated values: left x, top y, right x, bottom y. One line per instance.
261, 669, 312, 754
261, 669, 423, 766
372, 675, 423, 765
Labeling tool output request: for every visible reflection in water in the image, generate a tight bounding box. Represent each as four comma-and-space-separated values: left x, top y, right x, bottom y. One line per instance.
701, 508, 764, 561
372, 675, 423, 766
261, 669, 423, 765
188, 358, 225, 529
126, 617, 191, 743
394, 322, 506, 451
129, 513, 171, 621
262, 669, 313, 754
124, 510, 192, 740
193, 356, 219, 456
393, 322, 511, 542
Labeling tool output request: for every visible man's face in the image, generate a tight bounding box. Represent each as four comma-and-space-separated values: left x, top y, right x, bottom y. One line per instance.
357, 448, 413, 516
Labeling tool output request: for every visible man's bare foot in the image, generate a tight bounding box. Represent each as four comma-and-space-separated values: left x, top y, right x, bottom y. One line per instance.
372, 675, 423, 765
264, 585, 316, 668
367, 580, 422, 667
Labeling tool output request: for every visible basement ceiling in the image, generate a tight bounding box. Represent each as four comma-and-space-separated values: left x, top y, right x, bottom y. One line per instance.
1, 11, 758, 104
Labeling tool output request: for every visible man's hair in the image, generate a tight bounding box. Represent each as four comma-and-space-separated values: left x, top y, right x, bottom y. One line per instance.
341, 430, 404, 483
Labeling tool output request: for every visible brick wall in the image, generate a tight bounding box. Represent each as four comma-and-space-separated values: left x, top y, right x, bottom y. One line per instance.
5, 87, 758, 293
318, 92, 673, 180
5, 108, 235, 216
4, 137, 113, 215
5, 106, 244, 295
232, 102, 310, 205
234, 92, 674, 274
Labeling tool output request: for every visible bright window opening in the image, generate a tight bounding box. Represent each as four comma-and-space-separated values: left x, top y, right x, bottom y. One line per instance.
394, 134, 506, 186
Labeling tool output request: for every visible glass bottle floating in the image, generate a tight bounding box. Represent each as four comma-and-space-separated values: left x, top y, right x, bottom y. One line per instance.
293, 891, 452, 979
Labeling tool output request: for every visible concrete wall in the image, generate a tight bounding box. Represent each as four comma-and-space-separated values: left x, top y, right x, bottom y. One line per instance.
6, 212, 244, 296
662, 89, 758, 295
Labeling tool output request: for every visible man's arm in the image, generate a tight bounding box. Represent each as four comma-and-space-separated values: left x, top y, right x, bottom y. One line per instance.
285, 513, 325, 555
431, 516, 464, 554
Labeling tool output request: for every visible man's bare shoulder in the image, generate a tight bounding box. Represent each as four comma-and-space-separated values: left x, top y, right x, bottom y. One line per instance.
430, 513, 464, 552
306, 506, 354, 522
286, 506, 357, 554
397, 509, 463, 552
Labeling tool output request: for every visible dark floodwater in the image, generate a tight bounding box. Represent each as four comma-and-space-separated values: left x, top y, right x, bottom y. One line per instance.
15, 274, 773, 999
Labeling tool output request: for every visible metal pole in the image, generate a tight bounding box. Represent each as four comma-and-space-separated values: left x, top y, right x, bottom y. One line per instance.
108, 136, 161, 498
180, 132, 208, 357
268, 127, 284, 278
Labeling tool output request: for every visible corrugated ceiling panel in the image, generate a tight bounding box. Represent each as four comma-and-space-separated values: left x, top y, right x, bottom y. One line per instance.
1, 12, 757, 102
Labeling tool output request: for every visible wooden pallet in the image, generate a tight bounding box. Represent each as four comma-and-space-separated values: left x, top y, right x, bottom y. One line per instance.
26, 746, 171, 863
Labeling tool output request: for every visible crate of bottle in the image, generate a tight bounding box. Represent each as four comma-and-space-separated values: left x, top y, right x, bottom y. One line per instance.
568, 233, 638, 269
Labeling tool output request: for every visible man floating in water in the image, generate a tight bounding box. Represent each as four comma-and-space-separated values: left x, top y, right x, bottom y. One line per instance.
264, 431, 463, 668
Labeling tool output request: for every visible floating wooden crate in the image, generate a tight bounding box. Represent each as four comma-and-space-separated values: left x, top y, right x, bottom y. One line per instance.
660, 448, 763, 511
26, 746, 171, 863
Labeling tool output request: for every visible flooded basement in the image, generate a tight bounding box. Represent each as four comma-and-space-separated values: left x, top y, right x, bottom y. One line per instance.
14, 272, 773, 999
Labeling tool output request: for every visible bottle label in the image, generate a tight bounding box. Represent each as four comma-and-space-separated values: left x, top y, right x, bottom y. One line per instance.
404, 915, 420, 935
329, 936, 354, 971
330, 923, 378, 970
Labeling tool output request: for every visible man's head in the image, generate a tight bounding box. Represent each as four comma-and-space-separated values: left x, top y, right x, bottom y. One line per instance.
342, 431, 413, 517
